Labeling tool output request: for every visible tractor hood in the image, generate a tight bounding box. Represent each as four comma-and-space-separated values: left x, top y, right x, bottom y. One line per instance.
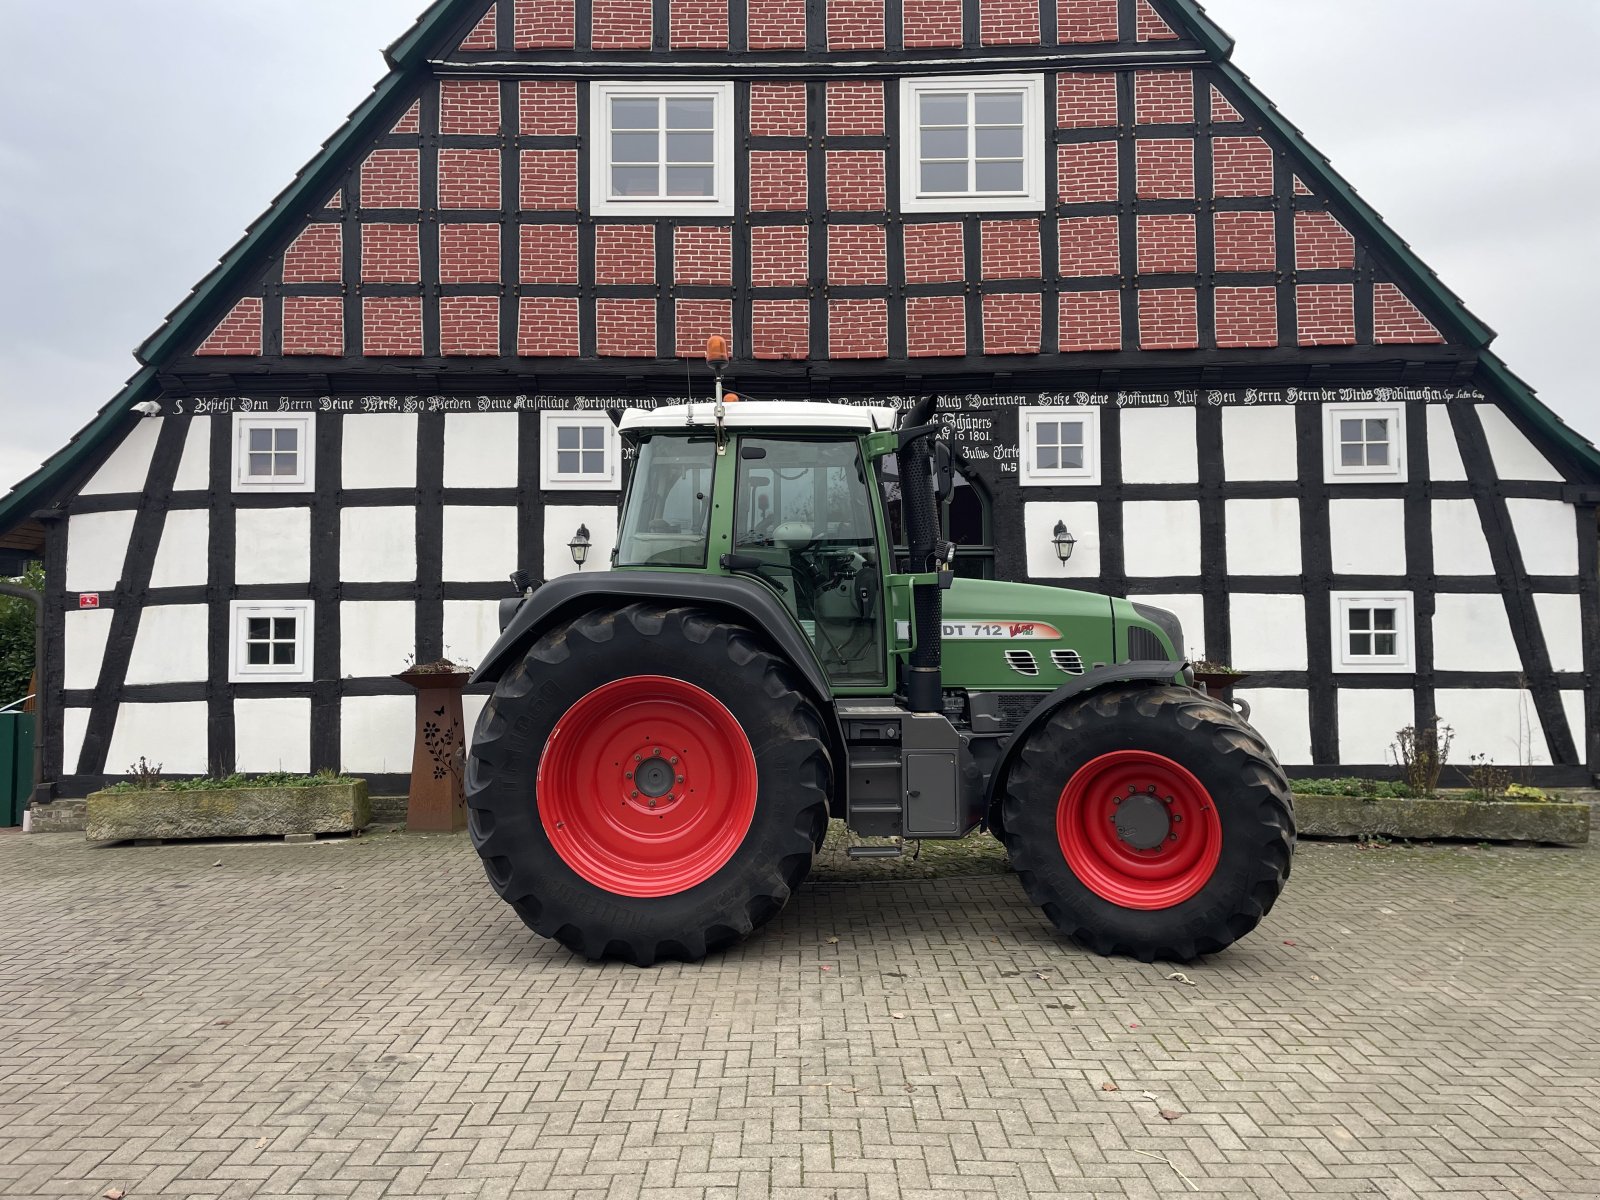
935, 579, 1181, 692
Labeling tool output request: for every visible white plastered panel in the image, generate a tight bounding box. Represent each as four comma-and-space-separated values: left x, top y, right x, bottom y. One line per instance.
1430, 500, 1494, 576
1224, 499, 1302, 576
340, 694, 414, 774
1434, 687, 1551, 767
126, 605, 209, 685
148, 509, 210, 589
234, 507, 312, 585
340, 507, 417, 583
1505, 499, 1579, 577
443, 412, 520, 489
63, 610, 114, 691
1232, 688, 1311, 766
233, 698, 311, 774
1432, 594, 1522, 673
61, 707, 90, 775
442, 506, 518, 583
171, 417, 212, 491
1229, 594, 1307, 671
106, 702, 209, 775
65, 510, 136, 593
542, 505, 620, 581
463, 693, 489, 750
340, 601, 415, 679
1328, 499, 1406, 576
1023, 502, 1100, 580
342, 413, 418, 489
1425, 406, 1467, 482
1221, 406, 1298, 482
1123, 501, 1201, 577
1335, 690, 1414, 765
81, 417, 161, 495
1120, 408, 1198, 484
443, 600, 502, 673
1533, 594, 1585, 673
1560, 692, 1588, 760
1476, 404, 1564, 482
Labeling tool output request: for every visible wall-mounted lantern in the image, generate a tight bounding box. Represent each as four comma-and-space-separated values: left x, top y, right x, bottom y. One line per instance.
1052, 520, 1077, 567
568, 524, 592, 568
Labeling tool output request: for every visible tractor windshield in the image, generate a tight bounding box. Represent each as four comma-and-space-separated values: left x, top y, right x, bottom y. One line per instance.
615, 435, 717, 567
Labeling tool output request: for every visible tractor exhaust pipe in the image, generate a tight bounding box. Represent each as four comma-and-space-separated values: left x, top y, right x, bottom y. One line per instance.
897, 397, 943, 713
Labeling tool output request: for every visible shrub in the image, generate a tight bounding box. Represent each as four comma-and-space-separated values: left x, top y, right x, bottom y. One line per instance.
1505, 783, 1551, 802
1462, 754, 1513, 801
1291, 777, 1412, 799
0, 563, 44, 707
102, 769, 359, 794
1392, 720, 1453, 798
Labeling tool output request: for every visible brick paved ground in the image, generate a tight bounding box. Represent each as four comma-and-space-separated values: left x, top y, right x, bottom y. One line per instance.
1, 828, 1597, 1199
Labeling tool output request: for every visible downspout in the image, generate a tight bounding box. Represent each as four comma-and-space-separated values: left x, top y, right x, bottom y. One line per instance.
0, 581, 45, 807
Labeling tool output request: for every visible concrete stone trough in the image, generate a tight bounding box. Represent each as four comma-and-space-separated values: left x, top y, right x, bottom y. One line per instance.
85, 781, 370, 843
1294, 792, 1589, 847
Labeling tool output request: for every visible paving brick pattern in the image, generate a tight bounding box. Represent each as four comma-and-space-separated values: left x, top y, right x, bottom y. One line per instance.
2, 829, 1598, 1198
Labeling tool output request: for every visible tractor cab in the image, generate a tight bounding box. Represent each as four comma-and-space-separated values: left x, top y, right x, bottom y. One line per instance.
616, 402, 896, 688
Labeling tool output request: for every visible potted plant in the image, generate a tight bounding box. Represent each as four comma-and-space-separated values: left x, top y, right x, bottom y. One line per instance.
1190, 658, 1250, 696
393, 657, 472, 833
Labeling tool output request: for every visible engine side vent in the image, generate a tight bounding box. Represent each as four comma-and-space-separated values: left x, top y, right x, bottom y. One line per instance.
1127, 627, 1167, 661
1004, 649, 1039, 677
1050, 648, 1086, 675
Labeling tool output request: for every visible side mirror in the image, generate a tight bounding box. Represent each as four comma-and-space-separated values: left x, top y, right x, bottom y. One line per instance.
934, 440, 954, 503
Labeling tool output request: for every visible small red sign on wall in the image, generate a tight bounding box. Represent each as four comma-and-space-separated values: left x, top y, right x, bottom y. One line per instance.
77, 593, 100, 609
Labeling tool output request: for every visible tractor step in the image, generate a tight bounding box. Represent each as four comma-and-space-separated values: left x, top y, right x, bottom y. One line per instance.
846, 844, 905, 859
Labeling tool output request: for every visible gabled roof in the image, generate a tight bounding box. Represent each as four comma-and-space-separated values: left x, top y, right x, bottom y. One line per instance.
1, 0, 1595, 539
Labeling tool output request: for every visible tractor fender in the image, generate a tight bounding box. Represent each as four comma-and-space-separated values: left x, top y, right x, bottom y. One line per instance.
470, 571, 848, 810
981, 661, 1189, 812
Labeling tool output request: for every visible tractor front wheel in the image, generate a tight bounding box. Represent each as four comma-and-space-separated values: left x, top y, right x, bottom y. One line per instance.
1000, 685, 1293, 961
466, 603, 832, 965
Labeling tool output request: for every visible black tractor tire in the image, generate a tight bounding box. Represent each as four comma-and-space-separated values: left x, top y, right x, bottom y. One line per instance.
466, 602, 832, 966
1000, 685, 1294, 962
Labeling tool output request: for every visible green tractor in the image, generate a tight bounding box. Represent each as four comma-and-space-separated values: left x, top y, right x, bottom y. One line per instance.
466, 378, 1294, 966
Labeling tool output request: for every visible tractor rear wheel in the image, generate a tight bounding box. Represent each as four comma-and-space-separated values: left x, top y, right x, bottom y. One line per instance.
466, 603, 832, 965
1000, 685, 1293, 962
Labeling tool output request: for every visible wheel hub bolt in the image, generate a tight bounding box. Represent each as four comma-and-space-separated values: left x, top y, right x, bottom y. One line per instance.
676, 775, 684, 783
670, 756, 679, 765
630, 790, 639, 799
648, 799, 657, 809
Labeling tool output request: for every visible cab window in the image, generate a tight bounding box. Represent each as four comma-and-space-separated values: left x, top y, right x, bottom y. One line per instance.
615, 435, 716, 567
734, 437, 885, 686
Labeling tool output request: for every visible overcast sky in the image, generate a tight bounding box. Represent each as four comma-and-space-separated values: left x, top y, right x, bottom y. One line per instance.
2, 0, 1596, 493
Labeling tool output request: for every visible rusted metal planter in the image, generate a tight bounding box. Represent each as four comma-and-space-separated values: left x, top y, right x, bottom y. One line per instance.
394, 668, 471, 833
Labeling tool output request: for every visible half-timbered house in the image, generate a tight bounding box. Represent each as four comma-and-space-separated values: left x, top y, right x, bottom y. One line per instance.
3, 0, 1597, 800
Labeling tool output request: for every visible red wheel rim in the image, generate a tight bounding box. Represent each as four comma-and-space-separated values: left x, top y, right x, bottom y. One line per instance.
536, 675, 758, 898
1056, 750, 1222, 910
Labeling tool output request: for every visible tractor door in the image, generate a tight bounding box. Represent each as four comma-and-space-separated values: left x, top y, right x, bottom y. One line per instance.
732, 437, 887, 687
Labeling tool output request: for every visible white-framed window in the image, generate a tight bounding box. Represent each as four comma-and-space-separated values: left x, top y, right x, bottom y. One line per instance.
1331, 591, 1414, 674
1018, 406, 1101, 486
899, 74, 1046, 214
229, 601, 314, 683
1323, 403, 1406, 483
539, 411, 621, 491
589, 81, 735, 217
232, 413, 315, 493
